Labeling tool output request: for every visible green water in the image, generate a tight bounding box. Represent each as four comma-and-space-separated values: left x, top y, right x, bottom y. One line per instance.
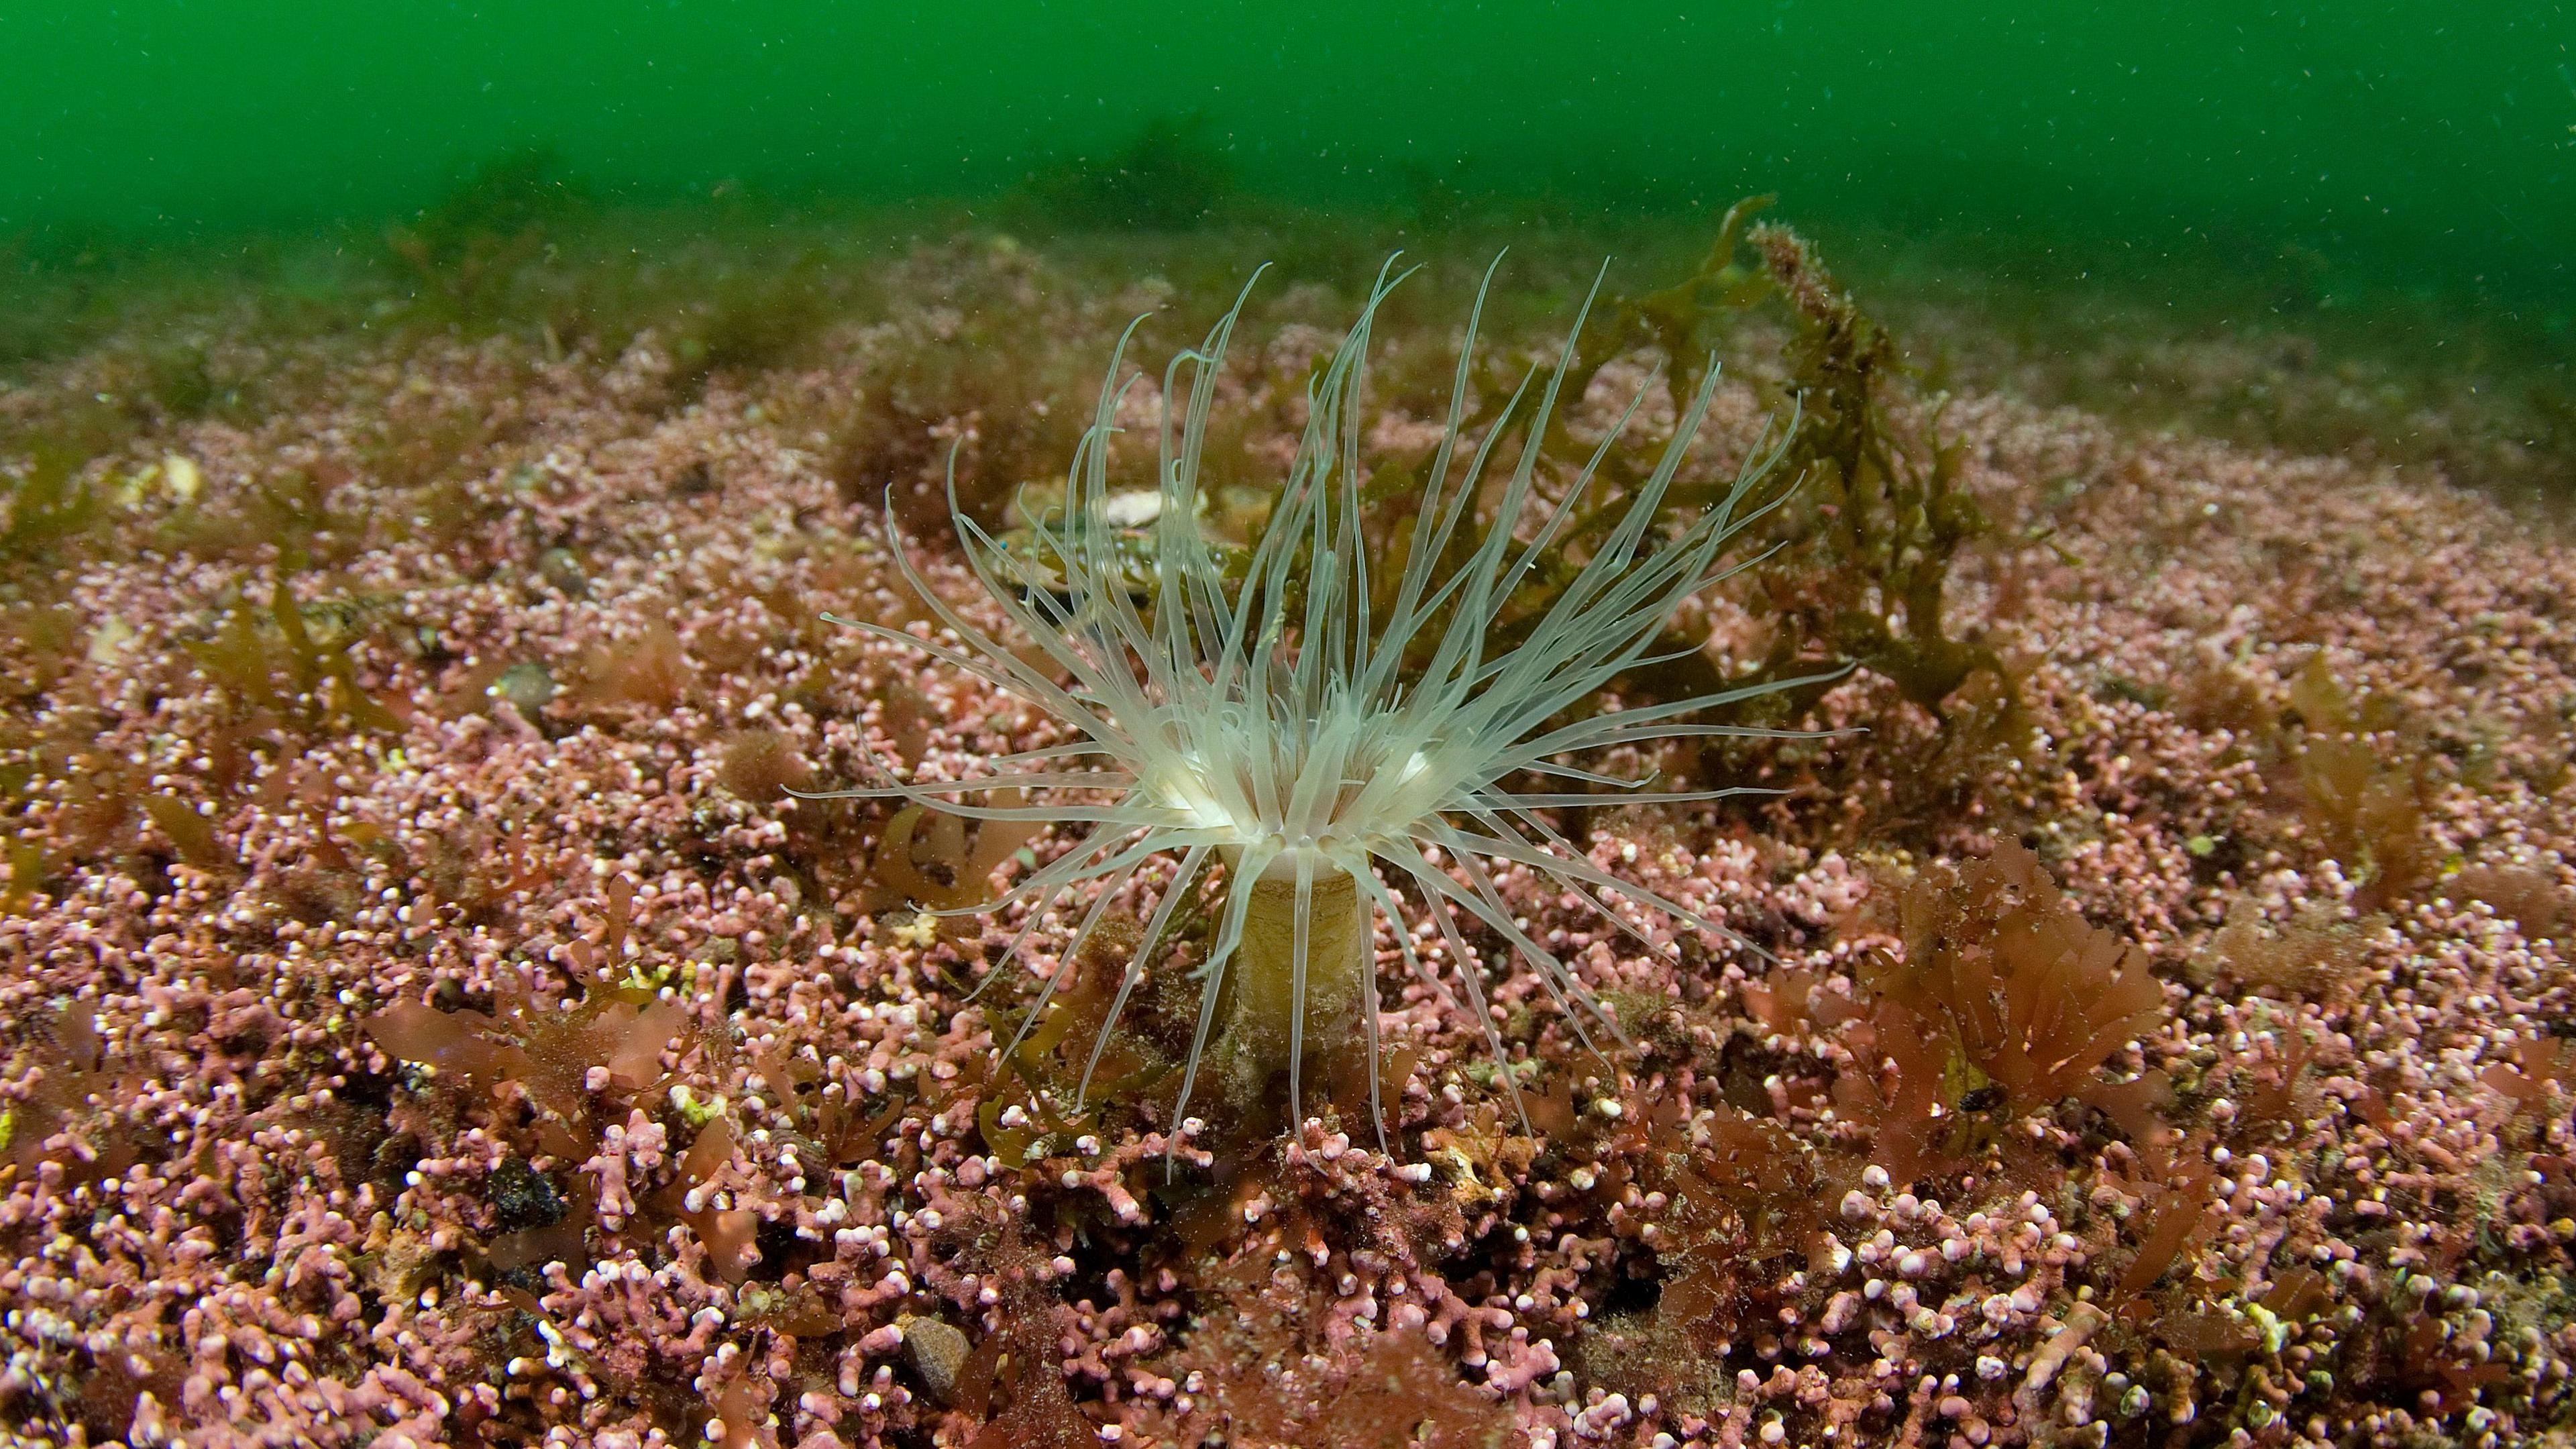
6, 1, 2569, 312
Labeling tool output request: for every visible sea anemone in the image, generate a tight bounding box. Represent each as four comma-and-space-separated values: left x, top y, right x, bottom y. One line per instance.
807, 260, 1808, 1150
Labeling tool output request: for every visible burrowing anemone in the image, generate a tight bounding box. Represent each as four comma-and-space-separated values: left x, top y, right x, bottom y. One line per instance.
806, 261, 1808, 1151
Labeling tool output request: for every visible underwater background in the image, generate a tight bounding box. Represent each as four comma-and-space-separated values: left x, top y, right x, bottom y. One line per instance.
6, 1, 2572, 311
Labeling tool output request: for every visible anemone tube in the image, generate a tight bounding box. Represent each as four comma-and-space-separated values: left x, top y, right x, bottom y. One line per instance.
801, 259, 1825, 1157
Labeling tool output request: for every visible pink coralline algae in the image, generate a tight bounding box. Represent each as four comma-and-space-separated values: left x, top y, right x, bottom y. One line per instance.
0, 237, 2571, 1449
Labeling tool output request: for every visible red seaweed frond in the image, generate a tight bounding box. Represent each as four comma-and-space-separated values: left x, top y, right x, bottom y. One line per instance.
1840, 842, 2174, 1183
2482, 1033, 2576, 1120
